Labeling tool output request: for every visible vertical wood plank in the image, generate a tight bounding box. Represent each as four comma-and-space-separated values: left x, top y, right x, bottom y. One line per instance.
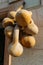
4, 36, 11, 65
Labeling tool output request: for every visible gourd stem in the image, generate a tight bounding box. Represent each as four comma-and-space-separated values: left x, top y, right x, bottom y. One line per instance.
13, 25, 19, 43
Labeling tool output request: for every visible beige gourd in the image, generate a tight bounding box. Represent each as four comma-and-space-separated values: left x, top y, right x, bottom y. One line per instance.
2, 17, 14, 28
16, 9, 38, 34
16, 9, 32, 27
20, 35, 36, 48
8, 25, 23, 57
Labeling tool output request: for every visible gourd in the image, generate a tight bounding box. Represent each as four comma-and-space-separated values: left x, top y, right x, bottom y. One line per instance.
8, 25, 23, 57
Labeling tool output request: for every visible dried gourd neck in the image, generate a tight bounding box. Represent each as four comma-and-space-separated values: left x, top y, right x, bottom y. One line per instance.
13, 25, 19, 44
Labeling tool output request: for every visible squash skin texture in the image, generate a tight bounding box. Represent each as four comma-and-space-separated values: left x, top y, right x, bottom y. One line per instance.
20, 36, 36, 48
16, 9, 32, 27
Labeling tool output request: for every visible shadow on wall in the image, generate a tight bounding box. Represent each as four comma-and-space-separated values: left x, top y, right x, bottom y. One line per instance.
0, 22, 5, 65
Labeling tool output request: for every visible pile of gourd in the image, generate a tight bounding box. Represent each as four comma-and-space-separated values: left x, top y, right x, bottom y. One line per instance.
2, 6, 39, 57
